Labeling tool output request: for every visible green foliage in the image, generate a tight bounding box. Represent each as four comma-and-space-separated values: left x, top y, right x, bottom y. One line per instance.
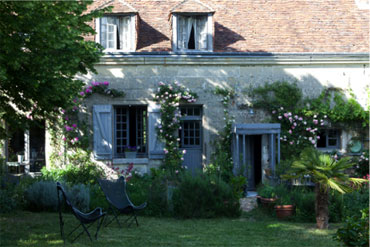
342, 187, 369, 219
308, 89, 369, 128
154, 82, 198, 175
126, 172, 169, 217
25, 181, 90, 212
89, 184, 109, 211
41, 152, 105, 186
251, 81, 302, 110
0, 1, 110, 138
251, 82, 369, 158
211, 86, 236, 183
284, 148, 366, 194
0, 188, 18, 213
256, 183, 277, 198
230, 175, 247, 198
172, 173, 241, 218
353, 151, 369, 178
334, 207, 369, 247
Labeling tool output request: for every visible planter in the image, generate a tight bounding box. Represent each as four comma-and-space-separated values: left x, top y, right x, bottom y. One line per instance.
257, 196, 277, 208
125, 152, 137, 159
274, 205, 295, 219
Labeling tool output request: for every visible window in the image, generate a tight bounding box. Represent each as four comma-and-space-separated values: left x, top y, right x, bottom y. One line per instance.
173, 14, 213, 51
179, 106, 202, 147
317, 129, 341, 149
114, 106, 147, 158
96, 15, 135, 51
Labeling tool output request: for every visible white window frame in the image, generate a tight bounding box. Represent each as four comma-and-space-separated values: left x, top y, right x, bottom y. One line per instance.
95, 15, 136, 52
172, 13, 213, 52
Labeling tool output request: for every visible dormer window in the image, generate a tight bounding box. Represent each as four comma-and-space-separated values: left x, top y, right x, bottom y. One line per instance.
96, 15, 135, 52
172, 14, 213, 52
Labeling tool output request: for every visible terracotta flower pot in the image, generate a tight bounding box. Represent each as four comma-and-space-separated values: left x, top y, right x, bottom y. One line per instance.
257, 196, 277, 208
274, 205, 295, 219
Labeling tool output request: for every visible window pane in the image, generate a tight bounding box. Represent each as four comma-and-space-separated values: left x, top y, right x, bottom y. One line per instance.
328, 130, 338, 138
328, 139, 337, 147
317, 131, 326, 148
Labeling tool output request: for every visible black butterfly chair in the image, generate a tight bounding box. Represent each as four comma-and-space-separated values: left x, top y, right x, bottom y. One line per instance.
56, 182, 106, 244
98, 177, 147, 228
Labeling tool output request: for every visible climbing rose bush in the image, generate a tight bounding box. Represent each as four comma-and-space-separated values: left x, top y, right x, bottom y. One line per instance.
154, 81, 197, 174
271, 106, 328, 157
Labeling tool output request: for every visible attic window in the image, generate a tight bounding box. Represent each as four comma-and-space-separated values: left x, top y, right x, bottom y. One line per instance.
96, 15, 135, 52
173, 14, 213, 52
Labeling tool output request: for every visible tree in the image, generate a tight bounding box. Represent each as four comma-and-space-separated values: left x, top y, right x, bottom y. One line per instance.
284, 148, 366, 229
0, 1, 109, 138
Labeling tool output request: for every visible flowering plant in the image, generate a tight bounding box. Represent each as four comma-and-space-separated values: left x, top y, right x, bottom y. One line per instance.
154, 81, 197, 174
353, 150, 369, 177
271, 106, 328, 157
52, 81, 125, 162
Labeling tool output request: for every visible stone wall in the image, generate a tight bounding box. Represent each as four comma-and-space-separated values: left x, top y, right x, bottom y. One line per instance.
72, 53, 369, 170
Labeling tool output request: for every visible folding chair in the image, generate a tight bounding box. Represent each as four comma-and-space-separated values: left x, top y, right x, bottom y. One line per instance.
98, 176, 147, 228
57, 182, 106, 244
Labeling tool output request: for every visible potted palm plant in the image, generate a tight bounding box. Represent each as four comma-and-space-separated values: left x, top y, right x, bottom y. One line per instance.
283, 147, 366, 229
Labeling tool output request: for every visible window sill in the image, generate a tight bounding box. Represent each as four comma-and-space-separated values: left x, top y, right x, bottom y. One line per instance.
113, 158, 148, 164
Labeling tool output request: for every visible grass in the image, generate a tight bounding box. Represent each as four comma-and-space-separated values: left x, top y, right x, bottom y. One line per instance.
0, 210, 341, 247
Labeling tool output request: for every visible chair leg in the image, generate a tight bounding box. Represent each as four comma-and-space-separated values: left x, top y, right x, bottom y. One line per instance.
104, 206, 121, 228
81, 223, 93, 242
95, 215, 105, 240
134, 212, 139, 227
59, 219, 65, 245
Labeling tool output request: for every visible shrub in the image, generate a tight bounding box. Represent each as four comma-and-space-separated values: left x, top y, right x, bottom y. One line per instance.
41, 163, 104, 186
25, 181, 90, 212
334, 207, 369, 247
0, 188, 18, 213
127, 172, 169, 217
342, 187, 369, 218
290, 187, 315, 222
89, 184, 109, 211
172, 173, 241, 218
25, 181, 59, 211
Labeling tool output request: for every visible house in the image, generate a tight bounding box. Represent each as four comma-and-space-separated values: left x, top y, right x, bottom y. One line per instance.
5, 0, 370, 190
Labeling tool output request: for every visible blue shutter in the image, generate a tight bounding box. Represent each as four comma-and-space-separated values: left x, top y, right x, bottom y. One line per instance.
93, 105, 113, 159
148, 103, 164, 159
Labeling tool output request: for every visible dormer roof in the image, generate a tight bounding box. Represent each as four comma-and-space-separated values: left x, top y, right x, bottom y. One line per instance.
95, 0, 138, 14
171, 0, 215, 13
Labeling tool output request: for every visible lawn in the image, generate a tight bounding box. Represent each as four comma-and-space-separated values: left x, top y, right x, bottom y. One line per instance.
0, 210, 341, 247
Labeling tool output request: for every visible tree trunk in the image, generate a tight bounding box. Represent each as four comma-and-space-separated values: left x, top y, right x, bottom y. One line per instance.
315, 183, 329, 229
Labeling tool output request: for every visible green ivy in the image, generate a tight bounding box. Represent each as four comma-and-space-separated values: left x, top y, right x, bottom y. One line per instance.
210, 86, 236, 183
251, 82, 369, 158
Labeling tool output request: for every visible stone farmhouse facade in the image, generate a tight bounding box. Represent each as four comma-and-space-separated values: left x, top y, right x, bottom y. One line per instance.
9, 0, 370, 189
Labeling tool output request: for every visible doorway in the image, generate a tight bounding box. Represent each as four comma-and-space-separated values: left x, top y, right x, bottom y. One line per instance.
179, 106, 202, 174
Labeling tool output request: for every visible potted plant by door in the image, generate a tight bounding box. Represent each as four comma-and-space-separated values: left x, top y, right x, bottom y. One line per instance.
124, 146, 137, 159
274, 195, 295, 220
256, 184, 277, 208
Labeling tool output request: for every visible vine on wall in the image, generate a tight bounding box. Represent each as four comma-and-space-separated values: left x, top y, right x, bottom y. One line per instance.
209, 86, 236, 182
154, 81, 197, 175
49, 81, 125, 167
251, 81, 369, 158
